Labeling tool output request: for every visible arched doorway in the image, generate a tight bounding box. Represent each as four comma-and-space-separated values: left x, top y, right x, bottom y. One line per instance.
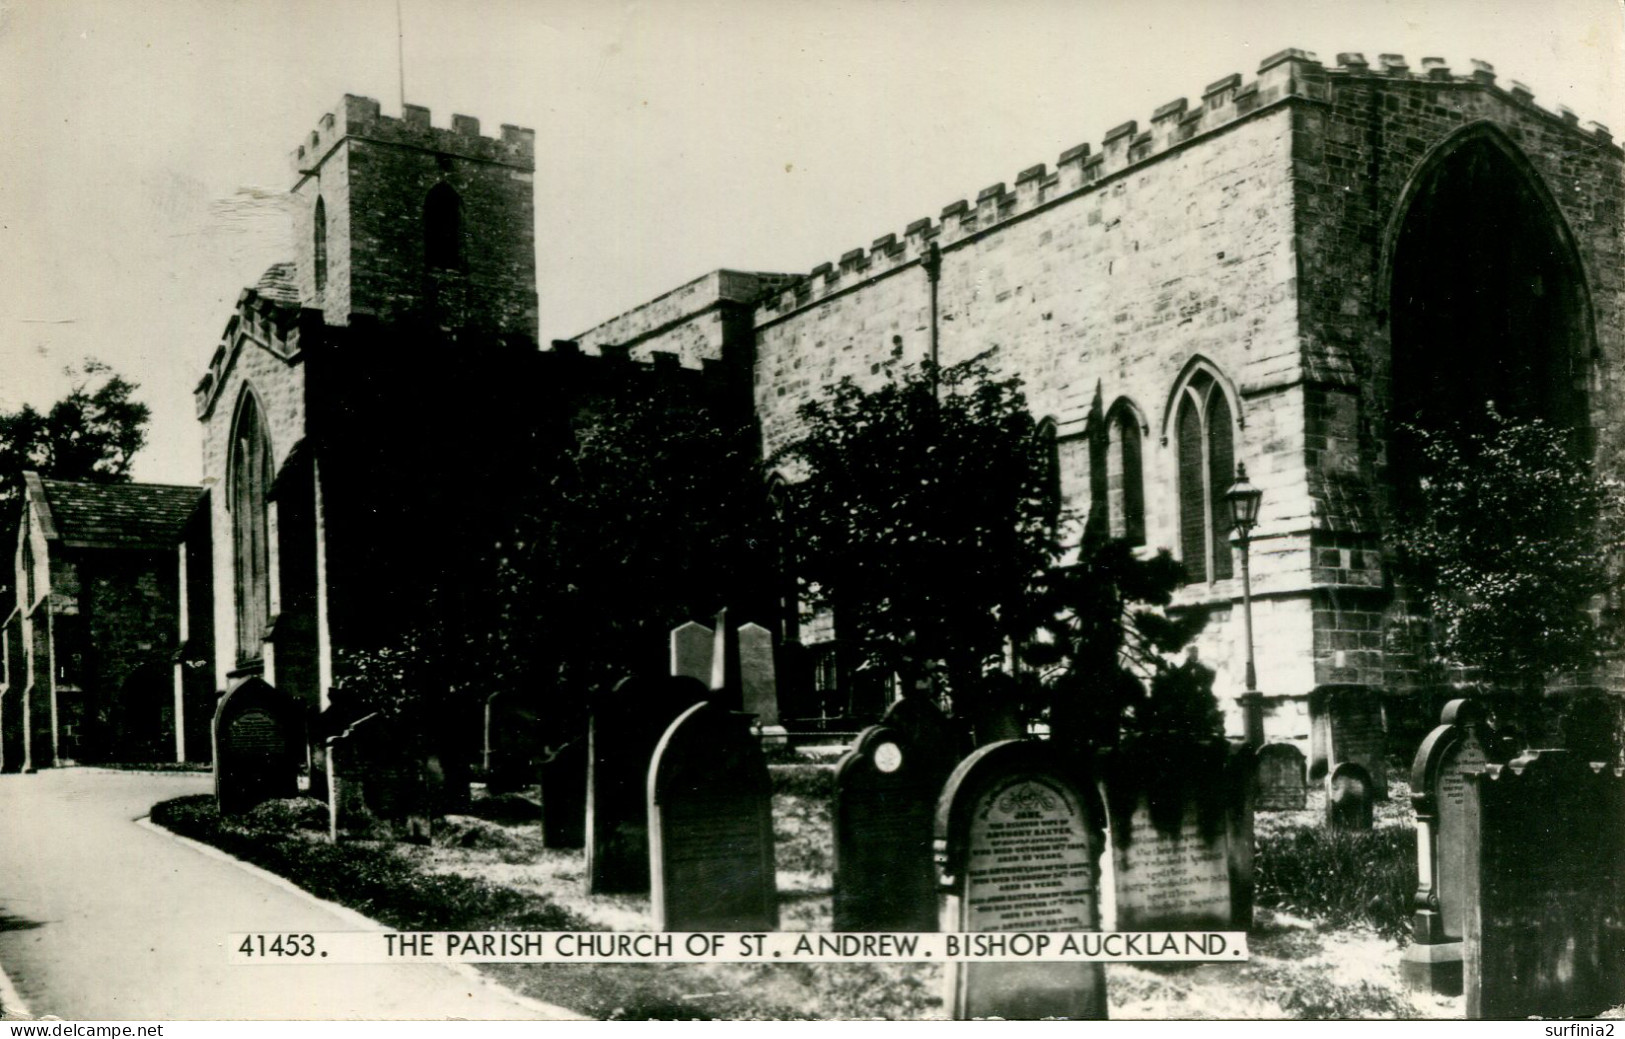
1387, 126, 1592, 480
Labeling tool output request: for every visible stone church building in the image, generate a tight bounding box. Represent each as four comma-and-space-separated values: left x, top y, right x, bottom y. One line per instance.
573, 49, 1623, 748
189, 48, 1621, 776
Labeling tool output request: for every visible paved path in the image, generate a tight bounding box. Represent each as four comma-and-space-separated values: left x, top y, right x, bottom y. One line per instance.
0, 769, 576, 1020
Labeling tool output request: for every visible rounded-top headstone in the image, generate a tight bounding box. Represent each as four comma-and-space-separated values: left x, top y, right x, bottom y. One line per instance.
935, 739, 1106, 1020
212, 676, 300, 816
648, 700, 777, 931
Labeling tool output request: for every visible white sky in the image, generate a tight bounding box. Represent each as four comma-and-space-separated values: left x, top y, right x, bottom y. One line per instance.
1, 0, 1621, 486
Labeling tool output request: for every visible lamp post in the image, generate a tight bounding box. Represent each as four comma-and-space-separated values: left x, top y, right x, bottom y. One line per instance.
1225, 463, 1264, 747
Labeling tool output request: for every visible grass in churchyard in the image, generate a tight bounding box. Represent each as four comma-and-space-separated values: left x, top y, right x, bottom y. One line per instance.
150, 759, 1447, 1019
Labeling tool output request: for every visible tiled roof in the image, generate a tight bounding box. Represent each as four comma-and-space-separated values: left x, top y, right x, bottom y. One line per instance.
37, 478, 203, 550
254, 262, 301, 306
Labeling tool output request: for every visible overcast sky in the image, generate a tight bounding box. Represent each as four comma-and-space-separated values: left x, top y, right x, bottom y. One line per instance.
1, 0, 1620, 486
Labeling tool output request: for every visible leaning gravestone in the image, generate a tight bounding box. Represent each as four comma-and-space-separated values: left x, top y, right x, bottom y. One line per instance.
1101, 739, 1254, 931
1312, 687, 1387, 798
833, 721, 953, 931
1464, 749, 1625, 1019
649, 701, 778, 931
670, 621, 714, 684
1254, 742, 1307, 811
1402, 698, 1496, 995
539, 734, 587, 848
1326, 762, 1374, 830
586, 675, 708, 894
213, 676, 299, 816
935, 740, 1107, 1020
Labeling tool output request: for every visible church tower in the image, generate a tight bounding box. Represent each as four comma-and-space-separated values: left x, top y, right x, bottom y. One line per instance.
288, 95, 537, 340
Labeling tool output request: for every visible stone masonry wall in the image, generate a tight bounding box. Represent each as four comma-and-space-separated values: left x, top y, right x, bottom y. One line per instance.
750, 56, 1309, 711
290, 96, 538, 339
1284, 52, 1625, 694
198, 314, 307, 695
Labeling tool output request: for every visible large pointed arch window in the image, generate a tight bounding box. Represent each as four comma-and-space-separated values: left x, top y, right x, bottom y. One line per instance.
230, 392, 273, 665
424, 183, 463, 271
312, 197, 328, 293
1174, 369, 1235, 583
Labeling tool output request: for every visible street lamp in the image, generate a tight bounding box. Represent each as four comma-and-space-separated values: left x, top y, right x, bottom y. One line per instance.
1225, 463, 1264, 747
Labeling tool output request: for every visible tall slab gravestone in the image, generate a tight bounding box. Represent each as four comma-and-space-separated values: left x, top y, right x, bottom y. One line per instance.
586, 675, 708, 894
833, 721, 953, 931
1464, 750, 1625, 1020
670, 621, 714, 684
737, 622, 785, 742
935, 740, 1107, 1020
212, 676, 299, 815
649, 701, 778, 931
1254, 742, 1307, 811
1402, 698, 1496, 995
1101, 739, 1255, 931
1311, 687, 1388, 798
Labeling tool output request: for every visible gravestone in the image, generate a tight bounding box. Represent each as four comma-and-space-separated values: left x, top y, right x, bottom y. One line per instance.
1464, 750, 1625, 1019
483, 689, 542, 795
649, 701, 778, 931
935, 740, 1107, 1020
1326, 762, 1373, 830
586, 675, 708, 894
670, 621, 714, 684
1101, 740, 1254, 931
1254, 742, 1307, 811
833, 721, 954, 931
212, 676, 299, 816
709, 610, 744, 712
1312, 687, 1387, 798
882, 695, 963, 767
1402, 698, 1496, 995
737, 622, 785, 742
539, 735, 587, 848
326, 713, 440, 841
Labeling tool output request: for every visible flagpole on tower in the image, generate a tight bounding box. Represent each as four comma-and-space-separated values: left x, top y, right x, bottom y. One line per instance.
396, 0, 406, 109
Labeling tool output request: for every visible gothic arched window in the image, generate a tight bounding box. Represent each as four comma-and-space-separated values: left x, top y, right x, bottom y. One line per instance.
1106, 404, 1145, 546
1034, 417, 1061, 530
313, 197, 328, 293
424, 183, 463, 271
230, 392, 273, 665
1174, 369, 1235, 583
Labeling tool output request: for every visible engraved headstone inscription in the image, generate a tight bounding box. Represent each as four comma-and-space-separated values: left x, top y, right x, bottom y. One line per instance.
935, 740, 1107, 1020
586, 675, 708, 894
670, 621, 714, 685
212, 676, 298, 816
1464, 750, 1625, 1019
1402, 698, 1495, 995
1326, 762, 1374, 830
649, 701, 778, 931
1102, 739, 1254, 931
833, 722, 952, 931
1254, 742, 1307, 811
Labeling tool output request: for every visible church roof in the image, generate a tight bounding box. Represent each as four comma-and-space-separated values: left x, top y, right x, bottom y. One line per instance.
253, 262, 301, 307
34, 477, 203, 551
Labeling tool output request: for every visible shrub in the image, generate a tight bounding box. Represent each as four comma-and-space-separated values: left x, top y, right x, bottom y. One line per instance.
1254, 825, 1416, 940
150, 795, 583, 932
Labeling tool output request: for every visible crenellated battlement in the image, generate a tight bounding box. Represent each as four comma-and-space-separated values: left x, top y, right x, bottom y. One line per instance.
289, 94, 534, 182
759, 48, 1619, 320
